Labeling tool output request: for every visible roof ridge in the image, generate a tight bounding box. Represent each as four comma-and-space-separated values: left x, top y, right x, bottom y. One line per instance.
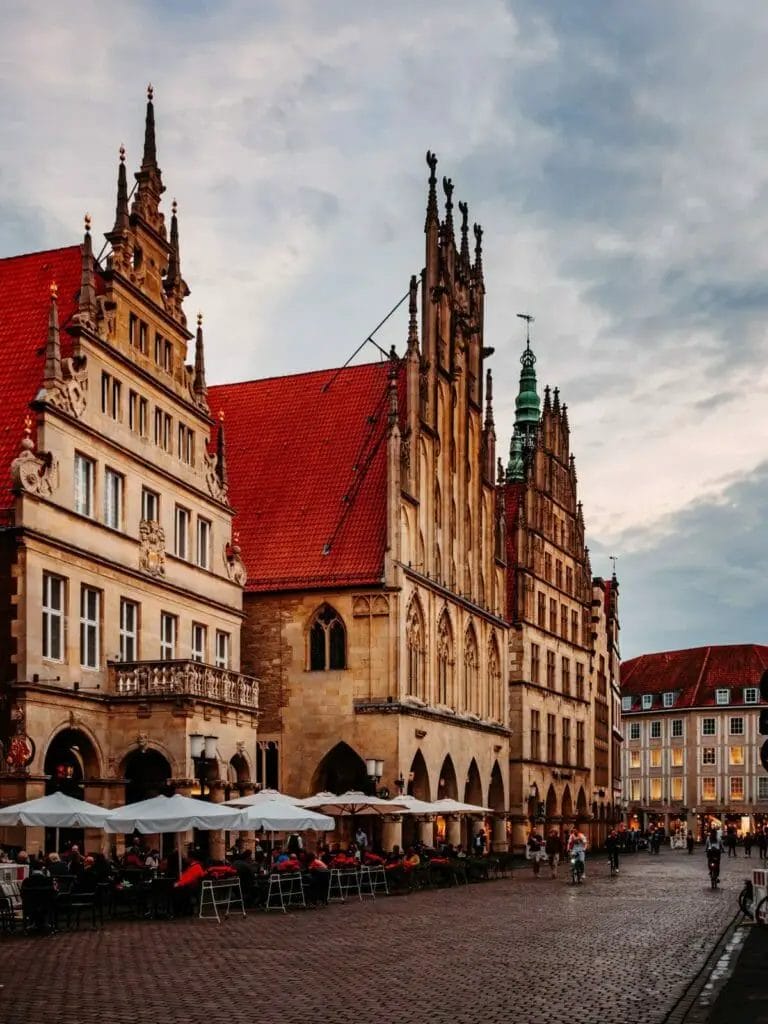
0, 243, 81, 264
208, 359, 391, 391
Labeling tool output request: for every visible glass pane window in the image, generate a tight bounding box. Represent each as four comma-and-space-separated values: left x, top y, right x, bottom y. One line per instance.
649, 749, 662, 769
629, 723, 640, 740
630, 750, 641, 769
650, 779, 662, 800
80, 587, 100, 669
702, 718, 716, 736
215, 630, 230, 669
160, 613, 176, 660
672, 719, 683, 738
119, 599, 138, 662
702, 747, 716, 765
730, 717, 744, 736
175, 506, 190, 560
104, 468, 123, 530
641, 694, 652, 710
715, 688, 730, 705
650, 721, 661, 739
74, 454, 95, 517
730, 745, 744, 766
630, 779, 641, 801
702, 778, 717, 801
758, 777, 768, 800
671, 747, 684, 767
141, 488, 159, 523
744, 688, 759, 704
191, 624, 207, 663
197, 518, 211, 570
671, 777, 683, 801
621, 696, 632, 711
730, 777, 745, 801
663, 692, 674, 707
42, 573, 64, 661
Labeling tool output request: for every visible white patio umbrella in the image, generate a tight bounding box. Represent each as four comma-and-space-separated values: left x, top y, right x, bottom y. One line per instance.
235, 797, 334, 832
0, 791, 114, 853
431, 798, 491, 815
105, 794, 244, 872
389, 794, 442, 815
297, 791, 407, 816
223, 788, 302, 807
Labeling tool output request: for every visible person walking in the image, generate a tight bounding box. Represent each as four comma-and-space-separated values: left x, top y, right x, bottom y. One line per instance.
686, 831, 695, 855
758, 829, 768, 861
726, 828, 737, 858
527, 826, 545, 877
545, 829, 563, 879
744, 832, 754, 858
606, 828, 620, 874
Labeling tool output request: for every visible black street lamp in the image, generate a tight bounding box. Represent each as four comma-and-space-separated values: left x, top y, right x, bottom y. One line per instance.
190, 733, 218, 799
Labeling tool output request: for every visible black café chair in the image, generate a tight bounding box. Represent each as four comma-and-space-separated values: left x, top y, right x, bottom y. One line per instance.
22, 887, 57, 934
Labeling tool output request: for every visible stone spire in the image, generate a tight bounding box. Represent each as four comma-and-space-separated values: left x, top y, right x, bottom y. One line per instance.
132, 84, 165, 226
442, 176, 454, 242
77, 213, 98, 326
514, 325, 540, 454
473, 222, 484, 282
407, 274, 419, 353
44, 282, 61, 385
458, 200, 470, 267
387, 357, 399, 432
108, 145, 130, 240
553, 386, 560, 413
484, 367, 495, 430
164, 199, 181, 295
216, 410, 228, 491
193, 312, 207, 403
425, 150, 439, 230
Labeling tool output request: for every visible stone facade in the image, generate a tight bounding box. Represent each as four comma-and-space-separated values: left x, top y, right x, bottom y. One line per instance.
0, 90, 259, 855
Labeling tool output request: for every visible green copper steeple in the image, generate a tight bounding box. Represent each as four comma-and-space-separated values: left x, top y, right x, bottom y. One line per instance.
506, 429, 525, 482
506, 317, 540, 482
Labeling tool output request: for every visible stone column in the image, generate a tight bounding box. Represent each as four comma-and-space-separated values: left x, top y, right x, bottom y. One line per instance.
208, 781, 227, 862
446, 815, 461, 847
509, 813, 530, 853
238, 783, 255, 854
418, 819, 435, 847
84, 779, 127, 856
381, 815, 402, 853
492, 815, 508, 852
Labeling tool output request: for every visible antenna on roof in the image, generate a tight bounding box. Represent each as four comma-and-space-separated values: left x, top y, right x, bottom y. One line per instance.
609, 555, 618, 576
516, 312, 534, 349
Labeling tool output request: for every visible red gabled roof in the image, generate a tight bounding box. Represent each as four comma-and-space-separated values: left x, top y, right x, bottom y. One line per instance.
209, 360, 398, 593
621, 643, 768, 710
0, 245, 84, 511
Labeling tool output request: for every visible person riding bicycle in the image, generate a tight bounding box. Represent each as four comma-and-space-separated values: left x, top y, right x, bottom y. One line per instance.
705, 829, 724, 882
567, 827, 588, 877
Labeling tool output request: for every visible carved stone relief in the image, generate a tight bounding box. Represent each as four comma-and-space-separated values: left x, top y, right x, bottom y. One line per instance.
139, 520, 166, 577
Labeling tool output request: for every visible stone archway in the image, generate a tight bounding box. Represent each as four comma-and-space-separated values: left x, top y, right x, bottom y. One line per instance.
229, 753, 250, 787
407, 749, 431, 800
437, 755, 458, 800
562, 785, 573, 821
488, 761, 505, 811
121, 748, 173, 805
487, 760, 507, 852
464, 759, 483, 805
545, 784, 558, 820
44, 727, 101, 799
311, 741, 368, 795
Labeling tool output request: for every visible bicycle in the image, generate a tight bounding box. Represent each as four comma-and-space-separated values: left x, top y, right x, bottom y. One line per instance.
570, 853, 584, 885
708, 856, 720, 889
738, 879, 754, 918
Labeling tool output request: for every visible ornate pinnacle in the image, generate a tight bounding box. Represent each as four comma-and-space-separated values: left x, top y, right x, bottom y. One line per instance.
387, 360, 399, 430
425, 150, 439, 229
79, 212, 98, 324
485, 368, 494, 427
407, 274, 419, 352
442, 176, 454, 238
458, 200, 470, 265
44, 280, 61, 384
164, 197, 181, 294
216, 410, 228, 491
473, 222, 484, 279
109, 145, 130, 238
193, 310, 207, 402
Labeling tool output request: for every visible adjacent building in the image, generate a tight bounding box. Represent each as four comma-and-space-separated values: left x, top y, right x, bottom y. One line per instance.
621, 643, 768, 837
0, 91, 259, 855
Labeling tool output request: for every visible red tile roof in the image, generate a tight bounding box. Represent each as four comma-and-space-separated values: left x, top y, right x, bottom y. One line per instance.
621, 644, 768, 710
209, 360, 399, 592
0, 245, 84, 511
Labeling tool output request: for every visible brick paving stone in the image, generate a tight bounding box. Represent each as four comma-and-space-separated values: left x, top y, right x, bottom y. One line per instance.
0, 849, 742, 1024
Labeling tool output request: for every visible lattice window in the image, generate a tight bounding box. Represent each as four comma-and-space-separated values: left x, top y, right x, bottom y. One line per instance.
309, 604, 346, 671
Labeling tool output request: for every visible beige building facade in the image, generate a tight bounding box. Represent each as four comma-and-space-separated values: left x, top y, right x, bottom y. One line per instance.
0, 91, 259, 855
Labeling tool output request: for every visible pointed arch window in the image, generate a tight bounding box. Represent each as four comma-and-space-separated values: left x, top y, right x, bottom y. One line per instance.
308, 604, 346, 671
488, 634, 501, 721
463, 625, 478, 712
436, 612, 454, 707
406, 598, 425, 701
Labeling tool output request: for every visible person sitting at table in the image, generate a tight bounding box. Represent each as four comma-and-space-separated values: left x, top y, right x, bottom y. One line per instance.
123, 845, 144, 870
454, 844, 467, 859
15, 849, 29, 867
144, 849, 160, 871
386, 845, 403, 864
47, 852, 69, 878
404, 848, 421, 868
21, 866, 55, 932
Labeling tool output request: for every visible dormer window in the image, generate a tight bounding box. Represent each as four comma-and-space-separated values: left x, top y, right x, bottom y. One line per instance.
621, 696, 632, 712
641, 694, 653, 710
744, 687, 759, 704
663, 691, 675, 708
715, 688, 730, 706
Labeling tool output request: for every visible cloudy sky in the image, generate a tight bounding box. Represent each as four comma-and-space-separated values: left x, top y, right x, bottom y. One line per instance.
1, 0, 766, 658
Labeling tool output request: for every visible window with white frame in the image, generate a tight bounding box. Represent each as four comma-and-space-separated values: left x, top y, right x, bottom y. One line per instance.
630, 779, 641, 801
160, 613, 177, 661
178, 424, 195, 466
174, 506, 190, 560
196, 518, 211, 570
621, 695, 632, 712
101, 372, 121, 420
744, 687, 759, 704
119, 599, 138, 662
104, 468, 123, 530
730, 717, 744, 736
702, 777, 717, 801
80, 586, 100, 669
671, 747, 684, 767
215, 630, 230, 669
650, 779, 662, 800
715, 688, 730, 705
702, 747, 716, 765
663, 692, 674, 708
641, 694, 653, 710
650, 720, 661, 739
74, 453, 95, 517
629, 750, 641, 768
191, 623, 207, 663
730, 777, 745, 801
671, 777, 683, 801
702, 718, 716, 736
759, 777, 768, 800
42, 573, 65, 661
141, 487, 159, 523
649, 749, 662, 769
672, 719, 684, 738
730, 745, 744, 765
629, 722, 640, 740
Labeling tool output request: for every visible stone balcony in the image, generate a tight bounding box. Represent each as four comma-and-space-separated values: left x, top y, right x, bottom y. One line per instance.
108, 660, 259, 711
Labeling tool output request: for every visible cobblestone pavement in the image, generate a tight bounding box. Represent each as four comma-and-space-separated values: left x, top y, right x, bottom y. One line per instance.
0, 849, 745, 1024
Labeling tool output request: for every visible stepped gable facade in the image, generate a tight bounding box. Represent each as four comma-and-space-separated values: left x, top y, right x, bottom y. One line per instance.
0, 89, 259, 856
211, 153, 510, 851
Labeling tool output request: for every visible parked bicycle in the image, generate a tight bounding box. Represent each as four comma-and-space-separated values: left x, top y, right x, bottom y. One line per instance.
570, 852, 584, 885
738, 878, 768, 925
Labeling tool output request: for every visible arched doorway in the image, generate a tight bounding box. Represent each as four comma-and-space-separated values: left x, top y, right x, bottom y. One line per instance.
122, 748, 173, 805
44, 728, 101, 852
463, 759, 483, 848
527, 783, 539, 823
311, 741, 368, 794
576, 786, 588, 833
562, 785, 573, 822
436, 755, 458, 846
487, 760, 506, 852
229, 753, 250, 794
545, 784, 557, 835
404, 749, 432, 848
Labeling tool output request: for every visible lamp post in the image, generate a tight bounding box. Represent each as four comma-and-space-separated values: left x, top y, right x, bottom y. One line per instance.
365, 757, 384, 797
190, 733, 218, 800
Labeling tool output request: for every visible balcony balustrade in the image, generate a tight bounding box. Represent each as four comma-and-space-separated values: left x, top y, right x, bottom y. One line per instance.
108, 659, 259, 710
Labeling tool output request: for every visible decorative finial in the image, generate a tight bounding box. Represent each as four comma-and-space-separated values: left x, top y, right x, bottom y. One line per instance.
119, 144, 126, 163
458, 201, 470, 264
516, 312, 534, 350
219, 409, 225, 422
49, 281, 57, 299
147, 83, 154, 101
425, 151, 439, 228
172, 198, 177, 216
426, 150, 437, 185
24, 414, 32, 435
197, 311, 203, 327
84, 213, 91, 235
